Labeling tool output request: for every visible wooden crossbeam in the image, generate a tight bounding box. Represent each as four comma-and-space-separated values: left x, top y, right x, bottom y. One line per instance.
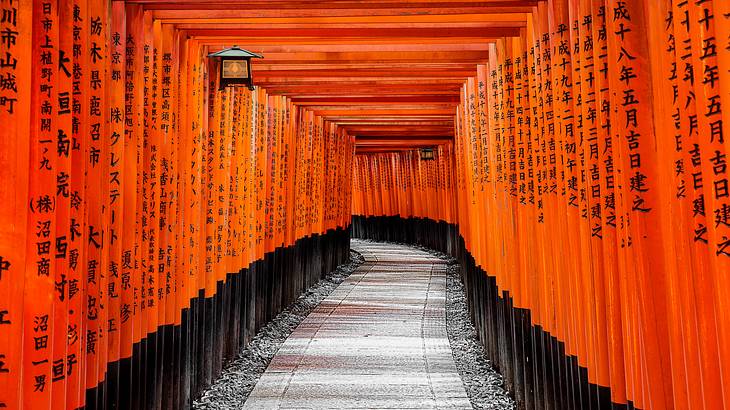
133, 0, 529, 146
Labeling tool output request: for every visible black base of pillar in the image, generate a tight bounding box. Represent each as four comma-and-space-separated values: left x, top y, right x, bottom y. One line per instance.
80, 226, 351, 410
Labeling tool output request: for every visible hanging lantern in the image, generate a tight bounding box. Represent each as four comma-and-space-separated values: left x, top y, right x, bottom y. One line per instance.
420, 148, 435, 160
208, 45, 264, 91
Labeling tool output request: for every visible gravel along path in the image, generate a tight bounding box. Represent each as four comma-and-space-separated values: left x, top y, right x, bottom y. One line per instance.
444, 259, 515, 409
193, 250, 365, 409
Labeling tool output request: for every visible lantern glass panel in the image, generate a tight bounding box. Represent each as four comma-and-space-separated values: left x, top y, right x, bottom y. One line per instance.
420, 148, 435, 160
222, 59, 249, 79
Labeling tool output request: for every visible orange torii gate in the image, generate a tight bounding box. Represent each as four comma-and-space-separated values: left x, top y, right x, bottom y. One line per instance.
0, 2, 356, 408
351, 2, 730, 410
2, 1, 730, 410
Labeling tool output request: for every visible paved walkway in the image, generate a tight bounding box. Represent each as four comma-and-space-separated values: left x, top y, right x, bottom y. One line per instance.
243, 240, 471, 409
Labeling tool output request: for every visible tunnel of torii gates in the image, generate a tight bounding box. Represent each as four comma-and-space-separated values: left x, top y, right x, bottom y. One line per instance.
2, 0, 730, 409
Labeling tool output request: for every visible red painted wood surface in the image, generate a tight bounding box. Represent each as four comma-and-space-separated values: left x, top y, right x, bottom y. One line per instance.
2, 1, 730, 409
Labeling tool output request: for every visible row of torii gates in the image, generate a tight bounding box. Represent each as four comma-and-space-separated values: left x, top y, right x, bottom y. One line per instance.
1, 0, 730, 409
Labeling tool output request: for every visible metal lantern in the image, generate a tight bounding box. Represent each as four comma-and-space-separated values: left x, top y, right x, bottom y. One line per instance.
420, 148, 435, 160
208, 45, 264, 91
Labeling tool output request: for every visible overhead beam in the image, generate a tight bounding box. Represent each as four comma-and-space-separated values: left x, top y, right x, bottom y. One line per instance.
147, 4, 535, 18
159, 13, 530, 25
130, 0, 530, 148
291, 96, 461, 103
183, 27, 521, 38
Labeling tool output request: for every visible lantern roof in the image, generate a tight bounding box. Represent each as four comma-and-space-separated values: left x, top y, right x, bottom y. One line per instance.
208, 45, 263, 59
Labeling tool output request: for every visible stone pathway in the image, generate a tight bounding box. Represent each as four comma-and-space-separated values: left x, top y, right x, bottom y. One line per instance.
243, 240, 472, 409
